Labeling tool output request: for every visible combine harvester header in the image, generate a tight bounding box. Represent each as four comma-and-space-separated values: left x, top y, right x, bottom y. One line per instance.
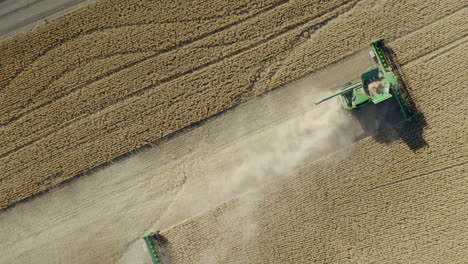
142, 231, 163, 264
315, 39, 416, 121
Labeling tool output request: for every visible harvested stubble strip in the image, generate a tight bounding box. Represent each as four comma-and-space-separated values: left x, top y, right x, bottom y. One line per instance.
159, 43, 468, 264
0, 0, 466, 209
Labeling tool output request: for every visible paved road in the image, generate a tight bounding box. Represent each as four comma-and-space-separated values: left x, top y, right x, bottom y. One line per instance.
0, 49, 376, 264
0, 0, 90, 40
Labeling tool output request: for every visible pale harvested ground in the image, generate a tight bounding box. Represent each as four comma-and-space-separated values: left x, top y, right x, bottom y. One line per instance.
0, 0, 467, 263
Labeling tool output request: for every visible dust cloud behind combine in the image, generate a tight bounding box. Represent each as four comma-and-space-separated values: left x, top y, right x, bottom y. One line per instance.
193, 101, 355, 264
214, 99, 353, 202
119, 78, 358, 264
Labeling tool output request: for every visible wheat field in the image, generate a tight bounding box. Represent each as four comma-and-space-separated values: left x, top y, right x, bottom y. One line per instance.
0, 0, 467, 263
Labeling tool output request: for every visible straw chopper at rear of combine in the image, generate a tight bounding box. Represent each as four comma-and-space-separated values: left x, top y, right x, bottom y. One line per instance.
315, 39, 416, 121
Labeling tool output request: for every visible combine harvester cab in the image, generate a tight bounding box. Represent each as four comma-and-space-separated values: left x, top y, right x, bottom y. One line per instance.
315, 39, 417, 121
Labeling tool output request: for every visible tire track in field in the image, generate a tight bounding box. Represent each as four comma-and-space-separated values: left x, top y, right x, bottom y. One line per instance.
366, 161, 468, 191
411, 35, 468, 65
0, 0, 355, 159
256, 1, 365, 89
390, 6, 468, 65
0, 0, 288, 125
0, 11, 240, 85
0, 1, 285, 92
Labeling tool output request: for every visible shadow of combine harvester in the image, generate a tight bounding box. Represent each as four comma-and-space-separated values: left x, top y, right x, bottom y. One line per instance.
352, 98, 427, 151
315, 39, 427, 151
352, 43, 427, 151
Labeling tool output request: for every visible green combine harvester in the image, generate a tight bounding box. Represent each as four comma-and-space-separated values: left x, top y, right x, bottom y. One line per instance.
142, 231, 162, 264
315, 39, 416, 120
